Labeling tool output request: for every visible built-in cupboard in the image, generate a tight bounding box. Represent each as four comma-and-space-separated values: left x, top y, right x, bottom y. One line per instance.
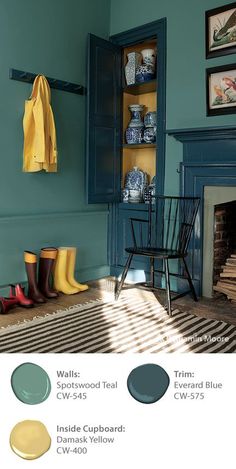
86, 19, 166, 276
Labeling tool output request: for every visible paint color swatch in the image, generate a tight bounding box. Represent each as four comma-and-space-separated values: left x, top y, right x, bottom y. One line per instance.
11, 362, 51, 404
10, 420, 51, 460
127, 363, 170, 404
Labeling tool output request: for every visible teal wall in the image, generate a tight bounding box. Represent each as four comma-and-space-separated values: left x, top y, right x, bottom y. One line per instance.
1, 0, 235, 295
110, 0, 236, 195
0, 0, 111, 294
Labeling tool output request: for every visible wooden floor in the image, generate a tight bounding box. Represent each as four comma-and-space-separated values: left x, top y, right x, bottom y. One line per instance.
0, 276, 236, 328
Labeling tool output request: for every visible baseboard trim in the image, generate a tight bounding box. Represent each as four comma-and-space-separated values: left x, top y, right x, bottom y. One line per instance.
0, 265, 110, 297
76, 265, 110, 282
110, 266, 199, 294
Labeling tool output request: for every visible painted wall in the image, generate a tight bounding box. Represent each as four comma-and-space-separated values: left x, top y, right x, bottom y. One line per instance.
0, 0, 110, 294
110, 0, 236, 195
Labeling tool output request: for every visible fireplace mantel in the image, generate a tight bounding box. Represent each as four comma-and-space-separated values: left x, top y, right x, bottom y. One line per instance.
167, 125, 236, 296
167, 125, 236, 168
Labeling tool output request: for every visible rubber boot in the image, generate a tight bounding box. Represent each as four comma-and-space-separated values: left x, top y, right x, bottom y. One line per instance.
65, 247, 88, 291
24, 251, 46, 303
9, 284, 34, 308
53, 248, 80, 294
0, 296, 19, 314
38, 248, 59, 298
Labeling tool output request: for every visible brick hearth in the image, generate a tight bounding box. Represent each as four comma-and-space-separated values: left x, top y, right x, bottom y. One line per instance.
213, 201, 236, 290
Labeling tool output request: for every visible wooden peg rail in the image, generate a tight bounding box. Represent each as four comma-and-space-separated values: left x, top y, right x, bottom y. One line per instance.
9, 68, 86, 95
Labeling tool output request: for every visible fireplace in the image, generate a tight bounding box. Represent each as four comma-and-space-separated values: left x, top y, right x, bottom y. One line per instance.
167, 125, 236, 296
213, 200, 236, 289
202, 186, 236, 298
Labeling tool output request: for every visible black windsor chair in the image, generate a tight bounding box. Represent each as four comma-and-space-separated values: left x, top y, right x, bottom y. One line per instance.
115, 195, 200, 316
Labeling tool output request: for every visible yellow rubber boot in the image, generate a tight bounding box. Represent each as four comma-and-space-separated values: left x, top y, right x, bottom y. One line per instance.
53, 248, 80, 294
66, 247, 89, 291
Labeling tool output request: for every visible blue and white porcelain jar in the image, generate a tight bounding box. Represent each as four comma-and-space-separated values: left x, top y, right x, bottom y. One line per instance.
125, 104, 144, 144
143, 127, 156, 143
135, 64, 155, 83
135, 48, 156, 83
124, 166, 148, 202
141, 49, 156, 67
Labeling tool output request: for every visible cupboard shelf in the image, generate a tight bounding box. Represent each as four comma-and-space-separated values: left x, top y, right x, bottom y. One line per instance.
123, 79, 156, 95
122, 143, 156, 149
118, 202, 148, 209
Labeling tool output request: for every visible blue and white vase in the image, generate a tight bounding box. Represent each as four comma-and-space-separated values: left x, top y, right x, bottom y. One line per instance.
144, 184, 156, 203
144, 111, 157, 128
125, 104, 144, 144
125, 52, 142, 86
135, 48, 156, 83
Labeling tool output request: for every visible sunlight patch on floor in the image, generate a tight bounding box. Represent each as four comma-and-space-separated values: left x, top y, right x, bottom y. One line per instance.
99, 297, 192, 352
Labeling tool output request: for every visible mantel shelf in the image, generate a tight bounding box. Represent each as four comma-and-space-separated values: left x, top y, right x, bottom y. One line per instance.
166, 125, 236, 142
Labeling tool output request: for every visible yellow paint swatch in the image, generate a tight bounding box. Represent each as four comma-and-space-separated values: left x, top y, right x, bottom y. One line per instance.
10, 420, 51, 460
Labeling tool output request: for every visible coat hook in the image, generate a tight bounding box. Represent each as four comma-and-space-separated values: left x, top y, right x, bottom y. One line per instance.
9, 68, 86, 95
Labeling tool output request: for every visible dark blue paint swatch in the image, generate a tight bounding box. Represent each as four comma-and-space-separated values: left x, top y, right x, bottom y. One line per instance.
127, 363, 169, 404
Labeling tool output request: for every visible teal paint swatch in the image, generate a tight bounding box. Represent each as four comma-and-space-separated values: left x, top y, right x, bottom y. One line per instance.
127, 363, 169, 404
11, 363, 51, 405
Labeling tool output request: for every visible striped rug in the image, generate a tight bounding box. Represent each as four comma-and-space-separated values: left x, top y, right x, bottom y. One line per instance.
0, 297, 235, 353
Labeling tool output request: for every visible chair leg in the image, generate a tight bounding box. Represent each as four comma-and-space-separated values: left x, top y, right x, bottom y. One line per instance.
164, 258, 172, 316
115, 254, 133, 300
182, 257, 198, 302
150, 257, 154, 288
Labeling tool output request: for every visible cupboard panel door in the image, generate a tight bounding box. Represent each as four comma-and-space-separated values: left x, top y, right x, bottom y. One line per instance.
87, 34, 122, 204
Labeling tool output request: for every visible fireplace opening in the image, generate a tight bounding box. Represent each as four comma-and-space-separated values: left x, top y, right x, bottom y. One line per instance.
213, 200, 236, 301
202, 186, 236, 299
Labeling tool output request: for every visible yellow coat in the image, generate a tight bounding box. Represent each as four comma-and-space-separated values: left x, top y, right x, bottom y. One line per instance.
23, 75, 57, 172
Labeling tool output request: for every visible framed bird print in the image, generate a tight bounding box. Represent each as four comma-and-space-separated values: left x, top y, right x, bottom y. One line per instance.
206, 63, 236, 115
206, 2, 236, 58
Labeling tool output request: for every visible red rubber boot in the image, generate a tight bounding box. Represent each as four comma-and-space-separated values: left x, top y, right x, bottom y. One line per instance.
0, 297, 19, 314
9, 284, 34, 308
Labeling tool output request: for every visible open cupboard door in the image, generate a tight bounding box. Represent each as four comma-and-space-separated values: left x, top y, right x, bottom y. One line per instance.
86, 34, 122, 204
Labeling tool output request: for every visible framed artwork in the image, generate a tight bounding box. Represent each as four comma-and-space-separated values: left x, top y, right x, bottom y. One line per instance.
206, 63, 236, 115
206, 2, 236, 58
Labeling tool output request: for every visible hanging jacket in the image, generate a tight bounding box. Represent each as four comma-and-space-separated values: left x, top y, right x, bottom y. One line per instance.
23, 75, 57, 172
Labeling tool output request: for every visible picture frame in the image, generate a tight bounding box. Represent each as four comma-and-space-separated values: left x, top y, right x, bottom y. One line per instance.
205, 2, 236, 58
206, 63, 236, 115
